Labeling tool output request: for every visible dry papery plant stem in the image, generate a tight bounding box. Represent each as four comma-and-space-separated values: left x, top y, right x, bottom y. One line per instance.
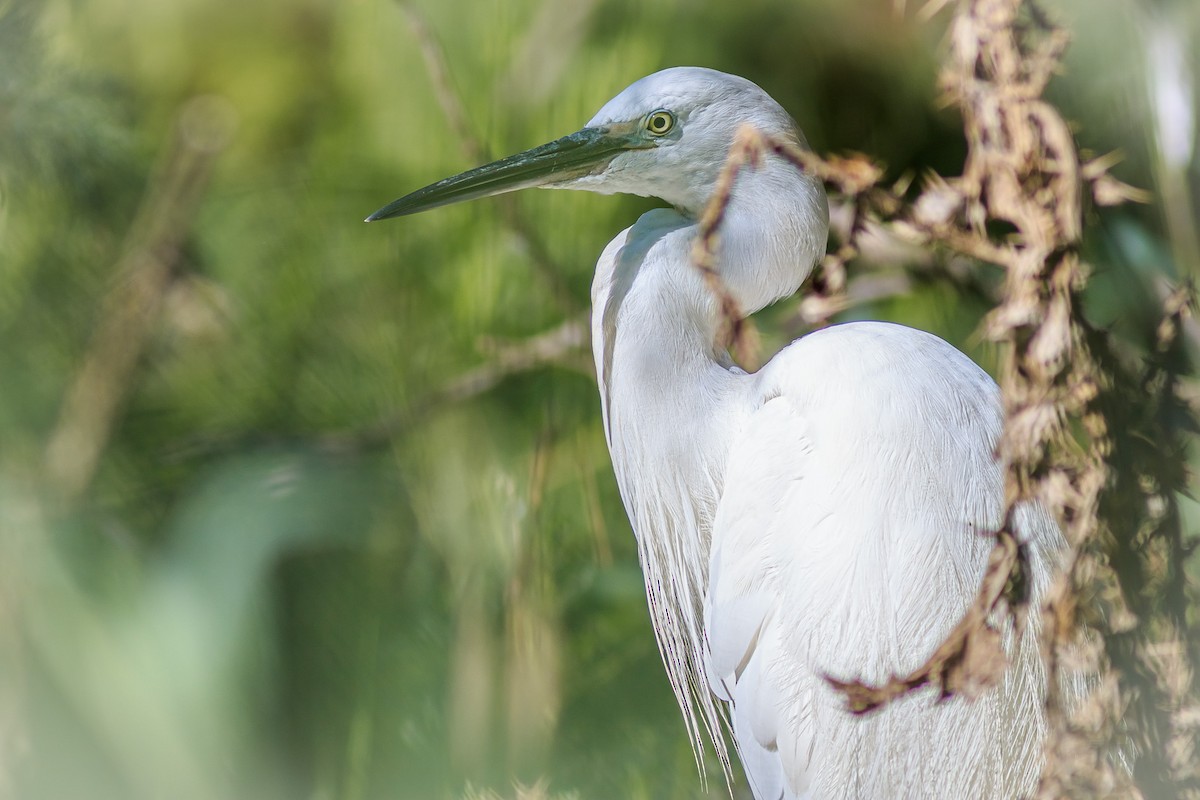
694, 0, 1200, 796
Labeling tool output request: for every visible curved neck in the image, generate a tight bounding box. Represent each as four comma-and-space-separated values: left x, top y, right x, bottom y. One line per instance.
705, 158, 829, 317
584, 162, 826, 769
591, 158, 828, 428
591, 165, 829, 495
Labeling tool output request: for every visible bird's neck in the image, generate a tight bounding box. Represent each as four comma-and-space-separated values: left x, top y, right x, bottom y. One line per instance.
591, 207, 741, 534
700, 160, 829, 317
591, 162, 828, 498
584, 144, 828, 769
589, 209, 742, 756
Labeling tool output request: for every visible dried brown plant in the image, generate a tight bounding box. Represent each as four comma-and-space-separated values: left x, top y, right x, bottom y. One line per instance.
691, 0, 1199, 796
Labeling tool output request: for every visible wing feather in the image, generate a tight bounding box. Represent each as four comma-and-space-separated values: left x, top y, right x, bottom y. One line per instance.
705, 321, 1060, 799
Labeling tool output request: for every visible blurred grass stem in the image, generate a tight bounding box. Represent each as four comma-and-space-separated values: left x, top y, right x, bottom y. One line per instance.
42, 96, 236, 503
398, 2, 578, 313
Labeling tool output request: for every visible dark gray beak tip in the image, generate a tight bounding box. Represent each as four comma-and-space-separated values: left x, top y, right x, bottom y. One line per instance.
364, 200, 408, 223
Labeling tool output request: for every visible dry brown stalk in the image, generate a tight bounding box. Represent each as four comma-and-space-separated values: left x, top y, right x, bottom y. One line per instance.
827, 528, 1022, 711
690, 125, 764, 367
694, 0, 1198, 795
691, 124, 887, 363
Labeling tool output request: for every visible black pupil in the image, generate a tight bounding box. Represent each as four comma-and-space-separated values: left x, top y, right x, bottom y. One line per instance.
652, 115, 667, 131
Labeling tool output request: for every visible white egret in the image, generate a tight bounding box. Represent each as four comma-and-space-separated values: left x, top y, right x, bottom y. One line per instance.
368, 67, 1062, 799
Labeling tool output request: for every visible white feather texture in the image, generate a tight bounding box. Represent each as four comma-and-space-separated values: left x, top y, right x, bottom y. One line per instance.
583, 68, 1063, 799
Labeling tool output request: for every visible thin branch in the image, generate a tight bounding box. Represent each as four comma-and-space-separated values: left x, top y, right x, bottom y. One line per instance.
690, 125, 763, 367
397, 4, 484, 164
827, 528, 1022, 711
317, 314, 591, 454
43, 96, 235, 502
398, 2, 578, 313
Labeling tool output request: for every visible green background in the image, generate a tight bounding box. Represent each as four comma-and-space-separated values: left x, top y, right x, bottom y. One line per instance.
1, 0, 1196, 797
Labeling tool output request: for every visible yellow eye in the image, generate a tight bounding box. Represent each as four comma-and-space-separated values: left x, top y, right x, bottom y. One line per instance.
645, 110, 675, 136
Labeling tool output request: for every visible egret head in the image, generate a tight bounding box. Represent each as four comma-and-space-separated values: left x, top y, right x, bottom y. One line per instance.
366, 67, 813, 221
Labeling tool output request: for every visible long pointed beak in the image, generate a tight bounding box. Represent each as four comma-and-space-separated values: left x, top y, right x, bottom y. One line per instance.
365, 125, 639, 222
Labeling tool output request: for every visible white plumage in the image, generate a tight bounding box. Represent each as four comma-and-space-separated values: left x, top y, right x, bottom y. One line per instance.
369, 66, 1063, 799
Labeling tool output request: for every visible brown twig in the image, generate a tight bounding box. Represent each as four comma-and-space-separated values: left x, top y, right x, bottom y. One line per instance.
43, 96, 236, 502
691, 125, 887, 363
696, 1, 1199, 795
690, 125, 763, 367
828, 528, 1023, 711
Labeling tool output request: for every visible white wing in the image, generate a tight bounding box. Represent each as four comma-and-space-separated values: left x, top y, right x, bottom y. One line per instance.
705, 321, 1060, 799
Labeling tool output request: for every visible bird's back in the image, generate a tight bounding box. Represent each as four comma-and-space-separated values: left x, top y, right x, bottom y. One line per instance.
705, 321, 1060, 799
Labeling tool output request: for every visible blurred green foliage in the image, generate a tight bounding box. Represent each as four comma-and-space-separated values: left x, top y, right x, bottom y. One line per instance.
1, 0, 1196, 798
